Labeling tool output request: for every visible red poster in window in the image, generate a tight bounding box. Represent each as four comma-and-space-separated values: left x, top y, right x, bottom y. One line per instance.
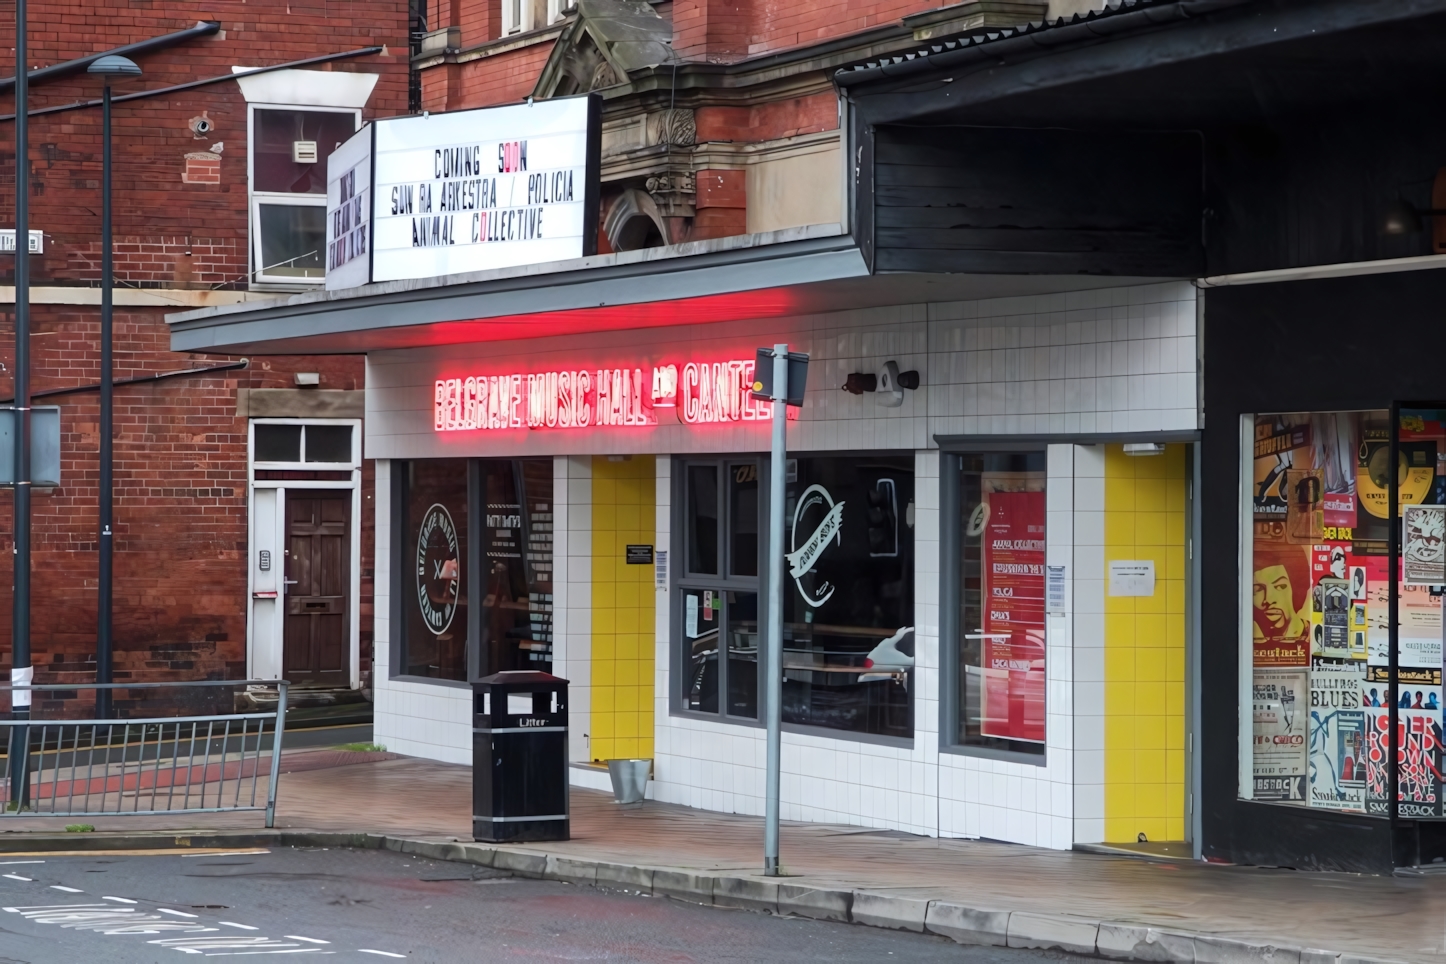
981, 490, 1047, 743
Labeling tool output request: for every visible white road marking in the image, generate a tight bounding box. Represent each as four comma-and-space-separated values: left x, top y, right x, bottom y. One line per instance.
0, 860, 44, 865
287, 935, 330, 944
180, 849, 271, 858
103, 896, 138, 904
218, 921, 259, 930
4, 903, 217, 935
157, 907, 199, 917
358, 951, 407, 959
149, 935, 321, 954
3, 874, 32, 881
50, 885, 83, 893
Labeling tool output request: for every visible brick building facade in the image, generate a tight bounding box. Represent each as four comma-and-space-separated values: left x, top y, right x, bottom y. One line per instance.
0, 4, 410, 705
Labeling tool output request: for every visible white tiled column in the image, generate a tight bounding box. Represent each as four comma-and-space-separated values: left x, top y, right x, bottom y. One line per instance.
914, 450, 942, 836
1072, 444, 1108, 844
654, 456, 671, 785
373, 459, 391, 687
1043, 443, 1076, 848
554, 455, 593, 763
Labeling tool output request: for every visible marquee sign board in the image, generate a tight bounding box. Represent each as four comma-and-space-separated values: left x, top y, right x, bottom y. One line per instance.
325, 95, 601, 291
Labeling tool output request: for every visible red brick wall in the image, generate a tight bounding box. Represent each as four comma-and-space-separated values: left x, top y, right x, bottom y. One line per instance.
442, 41, 557, 110
695, 92, 839, 142
4, 2, 410, 290
0, 304, 374, 697
673, 0, 752, 62
0, 3, 405, 699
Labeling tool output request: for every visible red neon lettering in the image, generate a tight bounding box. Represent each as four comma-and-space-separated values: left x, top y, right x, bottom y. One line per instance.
434, 357, 792, 432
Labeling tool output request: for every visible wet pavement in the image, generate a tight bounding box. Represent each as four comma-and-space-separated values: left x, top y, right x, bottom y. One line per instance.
0, 846, 1093, 962
3, 751, 1445, 962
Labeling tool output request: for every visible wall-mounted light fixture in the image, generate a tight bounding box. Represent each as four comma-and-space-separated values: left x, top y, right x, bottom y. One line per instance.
1123, 442, 1166, 456
842, 361, 920, 408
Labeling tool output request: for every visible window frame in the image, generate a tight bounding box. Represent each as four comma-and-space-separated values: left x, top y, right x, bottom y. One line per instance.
250, 418, 362, 471
940, 447, 1050, 766
247, 103, 361, 289
672, 456, 764, 725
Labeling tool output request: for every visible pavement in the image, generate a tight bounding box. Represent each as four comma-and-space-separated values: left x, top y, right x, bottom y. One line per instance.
0, 748, 1439, 964
0, 846, 1086, 962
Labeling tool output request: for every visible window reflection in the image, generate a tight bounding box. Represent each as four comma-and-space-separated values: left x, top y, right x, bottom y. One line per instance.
780, 456, 915, 739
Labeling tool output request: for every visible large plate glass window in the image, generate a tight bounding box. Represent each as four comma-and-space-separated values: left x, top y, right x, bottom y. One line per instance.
679, 460, 760, 720
955, 453, 1047, 756
397, 459, 469, 680
1244, 410, 1446, 818
478, 459, 554, 675
781, 455, 915, 739
250, 106, 359, 285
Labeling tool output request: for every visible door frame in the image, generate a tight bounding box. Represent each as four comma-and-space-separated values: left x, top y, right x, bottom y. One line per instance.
247, 417, 363, 688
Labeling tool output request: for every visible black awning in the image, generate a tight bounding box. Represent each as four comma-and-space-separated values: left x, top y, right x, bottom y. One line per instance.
839, 0, 1446, 129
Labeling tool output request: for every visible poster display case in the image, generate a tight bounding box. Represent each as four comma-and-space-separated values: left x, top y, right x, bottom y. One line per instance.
1245, 408, 1446, 817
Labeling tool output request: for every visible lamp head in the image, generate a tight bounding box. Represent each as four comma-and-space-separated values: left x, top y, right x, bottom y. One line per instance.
1383, 198, 1422, 236
88, 55, 142, 79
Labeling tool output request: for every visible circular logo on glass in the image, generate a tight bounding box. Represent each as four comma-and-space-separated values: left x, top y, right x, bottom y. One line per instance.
415, 503, 460, 636
785, 484, 844, 609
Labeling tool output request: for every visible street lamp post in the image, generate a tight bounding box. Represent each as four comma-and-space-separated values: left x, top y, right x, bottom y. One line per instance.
86, 55, 141, 719
7, 0, 29, 811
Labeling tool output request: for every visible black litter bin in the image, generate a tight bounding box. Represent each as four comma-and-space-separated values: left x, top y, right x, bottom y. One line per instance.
472, 670, 569, 842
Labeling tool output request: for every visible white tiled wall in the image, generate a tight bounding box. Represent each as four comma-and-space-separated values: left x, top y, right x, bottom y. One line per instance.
363, 282, 1198, 461
553, 455, 593, 763
1071, 444, 1108, 844
368, 282, 1199, 848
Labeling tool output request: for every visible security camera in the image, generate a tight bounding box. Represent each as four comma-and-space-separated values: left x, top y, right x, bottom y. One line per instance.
189, 115, 213, 137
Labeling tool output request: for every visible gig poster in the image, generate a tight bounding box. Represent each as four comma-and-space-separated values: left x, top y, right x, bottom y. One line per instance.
1254, 668, 1309, 801
1364, 668, 1444, 818
1308, 662, 1366, 812
979, 489, 1046, 744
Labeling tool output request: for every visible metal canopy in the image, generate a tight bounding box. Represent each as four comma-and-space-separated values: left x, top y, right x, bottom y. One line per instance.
167, 228, 1165, 355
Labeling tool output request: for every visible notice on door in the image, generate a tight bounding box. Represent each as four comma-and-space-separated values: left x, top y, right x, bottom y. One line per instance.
1109, 560, 1156, 597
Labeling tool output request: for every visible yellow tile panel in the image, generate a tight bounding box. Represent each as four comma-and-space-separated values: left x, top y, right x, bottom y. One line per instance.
1102, 444, 1189, 845
590, 456, 657, 763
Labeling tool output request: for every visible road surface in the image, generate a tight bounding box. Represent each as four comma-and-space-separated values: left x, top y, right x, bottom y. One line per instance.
0, 846, 1090, 962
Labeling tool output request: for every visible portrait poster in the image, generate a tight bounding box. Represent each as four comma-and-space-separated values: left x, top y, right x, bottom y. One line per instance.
1252, 544, 1312, 667
1254, 668, 1309, 801
1308, 662, 1366, 812
980, 490, 1046, 744
1403, 504, 1446, 585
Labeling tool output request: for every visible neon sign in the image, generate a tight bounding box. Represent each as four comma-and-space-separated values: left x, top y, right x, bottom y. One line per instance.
434, 358, 793, 432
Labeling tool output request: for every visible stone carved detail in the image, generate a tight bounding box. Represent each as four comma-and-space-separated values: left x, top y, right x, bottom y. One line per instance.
645, 109, 696, 148
645, 170, 696, 218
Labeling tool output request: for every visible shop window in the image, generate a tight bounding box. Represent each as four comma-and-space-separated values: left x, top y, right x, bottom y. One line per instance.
678, 460, 760, 720
1244, 410, 1446, 817
397, 459, 469, 681
478, 459, 554, 676
952, 452, 1047, 757
249, 106, 359, 285
780, 455, 915, 739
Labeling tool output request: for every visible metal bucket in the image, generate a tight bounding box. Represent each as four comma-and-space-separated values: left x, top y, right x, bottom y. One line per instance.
606, 758, 651, 807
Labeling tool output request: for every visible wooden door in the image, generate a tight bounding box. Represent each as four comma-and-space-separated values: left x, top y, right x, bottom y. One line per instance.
284, 491, 349, 686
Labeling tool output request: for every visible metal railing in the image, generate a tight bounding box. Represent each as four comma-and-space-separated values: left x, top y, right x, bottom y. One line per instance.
0, 680, 289, 827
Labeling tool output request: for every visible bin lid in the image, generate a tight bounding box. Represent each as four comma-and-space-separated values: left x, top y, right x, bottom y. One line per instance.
474, 670, 566, 687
